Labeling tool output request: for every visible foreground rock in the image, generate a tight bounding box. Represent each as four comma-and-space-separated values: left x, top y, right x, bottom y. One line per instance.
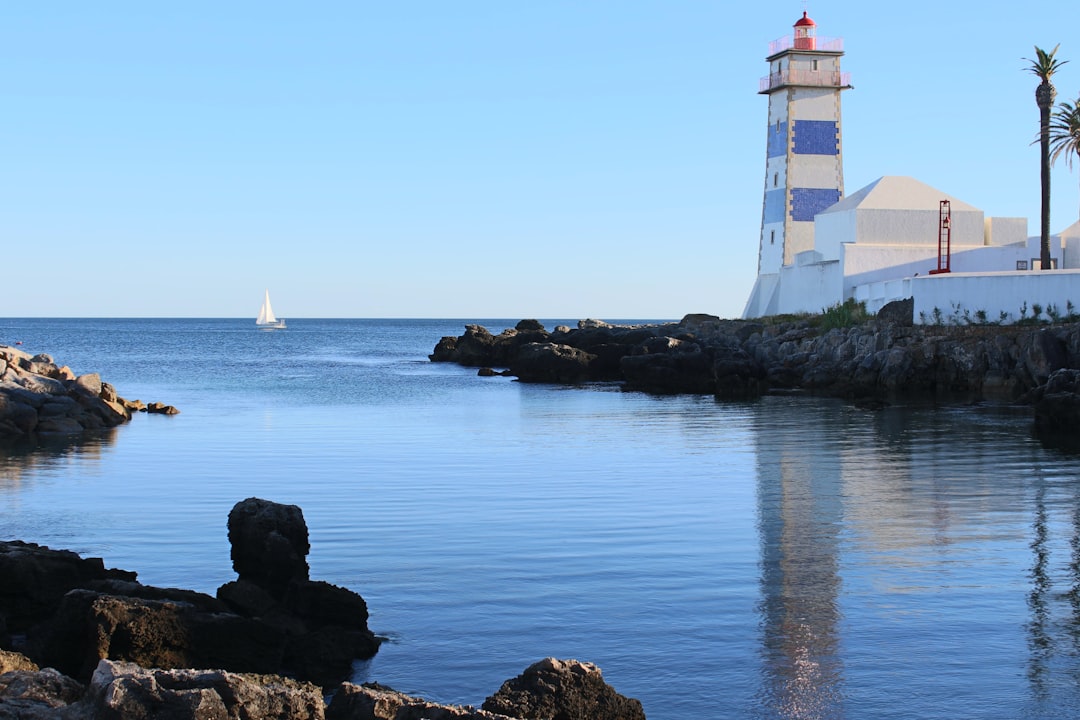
483, 658, 646, 720
0, 656, 646, 719
0, 498, 378, 688
0, 345, 177, 439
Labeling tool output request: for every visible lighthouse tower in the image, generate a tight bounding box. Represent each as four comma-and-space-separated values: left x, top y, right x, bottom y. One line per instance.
749, 12, 851, 307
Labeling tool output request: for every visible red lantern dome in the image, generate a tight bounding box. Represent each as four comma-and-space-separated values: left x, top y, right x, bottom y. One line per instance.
793, 11, 817, 50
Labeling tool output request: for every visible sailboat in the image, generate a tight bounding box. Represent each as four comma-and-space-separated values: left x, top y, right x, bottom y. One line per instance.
255, 289, 286, 329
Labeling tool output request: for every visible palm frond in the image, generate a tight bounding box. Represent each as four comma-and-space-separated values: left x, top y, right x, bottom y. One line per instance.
1048, 98, 1080, 170
1025, 44, 1068, 81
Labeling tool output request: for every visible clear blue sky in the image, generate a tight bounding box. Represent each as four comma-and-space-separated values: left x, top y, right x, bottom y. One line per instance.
3, 2, 1079, 319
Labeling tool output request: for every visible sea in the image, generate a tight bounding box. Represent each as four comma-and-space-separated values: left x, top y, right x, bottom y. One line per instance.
3, 317, 1080, 719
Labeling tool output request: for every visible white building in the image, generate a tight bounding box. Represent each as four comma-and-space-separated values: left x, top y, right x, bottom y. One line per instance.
742, 13, 1080, 324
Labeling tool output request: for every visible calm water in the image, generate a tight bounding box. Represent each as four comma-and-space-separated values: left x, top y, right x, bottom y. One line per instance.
3, 318, 1080, 719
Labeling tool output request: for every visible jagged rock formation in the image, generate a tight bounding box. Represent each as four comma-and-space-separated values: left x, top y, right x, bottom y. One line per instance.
0, 345, 177, 439
0, 498, 379, 689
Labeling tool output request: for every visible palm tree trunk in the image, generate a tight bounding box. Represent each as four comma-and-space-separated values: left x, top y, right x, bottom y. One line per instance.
1038, 81, 1056, 269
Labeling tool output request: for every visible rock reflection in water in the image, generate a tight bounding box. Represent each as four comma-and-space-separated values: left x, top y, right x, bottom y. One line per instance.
0, 429, 118, 487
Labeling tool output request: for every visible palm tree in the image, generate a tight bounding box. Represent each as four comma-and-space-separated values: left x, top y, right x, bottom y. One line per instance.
1025, 45, 1068, 270
1049, 96, 1080, 219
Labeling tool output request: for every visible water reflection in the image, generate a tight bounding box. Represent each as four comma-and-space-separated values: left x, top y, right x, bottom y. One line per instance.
753, 397, 1080, 718
0, 429, 117, 487
756, 405, 845, 719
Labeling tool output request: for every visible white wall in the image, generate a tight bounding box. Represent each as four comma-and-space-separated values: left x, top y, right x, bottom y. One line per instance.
912, 270, 1080, 324
776, 258, 843, 314
855, 207, 985, 247
985, 217, 1027, 247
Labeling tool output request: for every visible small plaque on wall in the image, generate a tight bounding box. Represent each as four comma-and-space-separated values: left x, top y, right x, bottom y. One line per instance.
1017, 260, 1029, 270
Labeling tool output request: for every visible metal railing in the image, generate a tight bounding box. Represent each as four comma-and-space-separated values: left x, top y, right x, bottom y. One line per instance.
759, 69, 852, 93
767, 35, 844, 56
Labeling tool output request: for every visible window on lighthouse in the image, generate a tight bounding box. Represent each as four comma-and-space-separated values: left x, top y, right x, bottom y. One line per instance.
773, 173, 778, 187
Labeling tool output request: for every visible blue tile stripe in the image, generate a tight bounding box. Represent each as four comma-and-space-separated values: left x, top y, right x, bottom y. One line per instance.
791, 187, 840, 221
792, 120, 838, 155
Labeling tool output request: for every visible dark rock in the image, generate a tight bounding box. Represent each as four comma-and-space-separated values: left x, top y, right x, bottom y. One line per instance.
621, 338, 714, 394
228, 497, 311, 599
482, 657, 646, 720
515, 319, 546, 333
0, 540, 137, 639
37, 589, 286, 682
876, 297, 914, 326
510, 343, 597, 384
1032, 368, 1080, 449
447, 325, 498, 367
711, 344, 766, 399
221, 499, 379, 686
429, 336, 459, 362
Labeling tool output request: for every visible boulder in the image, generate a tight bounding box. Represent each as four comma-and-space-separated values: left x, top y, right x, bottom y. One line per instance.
620, 338, 714, 394
85, 660, 325, 720
0, 666, 85, 717
221, 499, 379, 686
876, 297, 914, 327
509, 343, 597, 384
227, 497, 311, 599
482, 657, 645, 720
37, 589, 286, 682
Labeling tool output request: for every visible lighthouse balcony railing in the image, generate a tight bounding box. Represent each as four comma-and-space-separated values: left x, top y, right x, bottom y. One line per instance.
767, 35, 844, 56
759, 69, 852, 93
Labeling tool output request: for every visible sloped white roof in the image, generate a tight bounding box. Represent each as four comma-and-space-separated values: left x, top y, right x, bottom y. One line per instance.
820, 176, 981, 214
1060, 219, 1080, 238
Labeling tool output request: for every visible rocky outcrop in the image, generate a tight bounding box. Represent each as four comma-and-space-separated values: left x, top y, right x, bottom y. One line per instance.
430, 314, 1080, 404
0, 345, 177, 439
217, 498, 380, 687
0, 499, 379, 689
482, 658, 646, 720
0, 657, 645, 720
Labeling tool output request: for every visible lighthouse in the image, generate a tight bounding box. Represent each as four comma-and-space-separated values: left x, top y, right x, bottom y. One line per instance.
755, 12, 851, 276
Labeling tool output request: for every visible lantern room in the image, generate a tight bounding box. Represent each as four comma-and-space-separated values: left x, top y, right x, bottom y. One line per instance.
793, 12, 817, 50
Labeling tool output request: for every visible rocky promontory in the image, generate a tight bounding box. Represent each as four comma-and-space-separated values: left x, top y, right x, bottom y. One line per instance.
430, 302, 1080, 447
0, 498, 646, 719
0, 344, 178, 439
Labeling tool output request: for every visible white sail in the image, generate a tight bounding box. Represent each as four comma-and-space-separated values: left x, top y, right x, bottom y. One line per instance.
256, 290, 285, 328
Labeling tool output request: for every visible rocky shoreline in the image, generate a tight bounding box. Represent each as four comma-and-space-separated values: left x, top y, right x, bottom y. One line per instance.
0, 344, 178, 440
0, 498, 646, 719
429, 302, 1080, 448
